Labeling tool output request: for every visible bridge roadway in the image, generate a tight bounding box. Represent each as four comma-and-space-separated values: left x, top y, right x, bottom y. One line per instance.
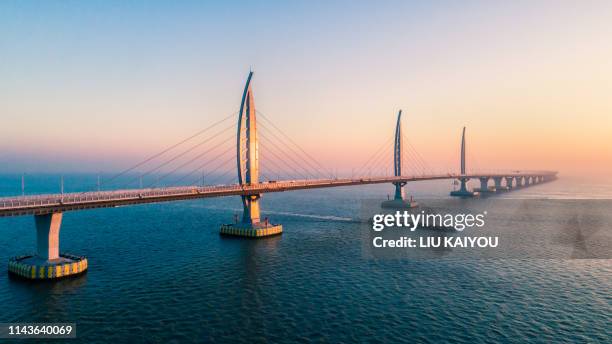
0, 172, 556, 217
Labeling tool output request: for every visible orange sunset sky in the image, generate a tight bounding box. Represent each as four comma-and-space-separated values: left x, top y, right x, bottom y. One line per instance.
1, 1, 611, 176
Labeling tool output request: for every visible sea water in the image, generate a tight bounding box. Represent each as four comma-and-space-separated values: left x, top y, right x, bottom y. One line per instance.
0, 175, 610, 343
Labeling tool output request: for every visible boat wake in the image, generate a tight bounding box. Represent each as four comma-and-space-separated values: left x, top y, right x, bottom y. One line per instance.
194, 205, 358, 222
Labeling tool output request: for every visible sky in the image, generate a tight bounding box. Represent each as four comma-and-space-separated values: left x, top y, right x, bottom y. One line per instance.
1, 0, 611, 177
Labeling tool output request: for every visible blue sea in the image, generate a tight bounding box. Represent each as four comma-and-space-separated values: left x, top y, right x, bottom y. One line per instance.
0, 175, 610, 343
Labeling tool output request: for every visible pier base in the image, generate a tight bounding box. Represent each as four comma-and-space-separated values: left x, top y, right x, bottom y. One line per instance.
220, 222, 283, 238
8, 212, 88, 280
382, 182, 418, 208
450, 189, 475, 197
474, 187, 496, 194
8, 253, 88, 280
381, 199, 419, 209
450, 178, 475, 198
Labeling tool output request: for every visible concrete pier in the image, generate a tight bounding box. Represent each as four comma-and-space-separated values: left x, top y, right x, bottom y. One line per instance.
505, 177, 514, 189
515, 176, 523, 187
493, 177, 508, 192
8, 212, 88, 280
474, 177, 495, 193
450, 177, 475, 197
381, 187, 419, 208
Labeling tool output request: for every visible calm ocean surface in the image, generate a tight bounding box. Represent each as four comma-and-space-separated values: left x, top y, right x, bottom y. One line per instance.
0, 175, 610, 343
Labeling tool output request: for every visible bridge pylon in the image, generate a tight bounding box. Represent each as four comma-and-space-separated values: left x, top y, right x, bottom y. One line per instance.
382, 110, 418, 208
450, 127, 475, 197
220, 71, 282, 238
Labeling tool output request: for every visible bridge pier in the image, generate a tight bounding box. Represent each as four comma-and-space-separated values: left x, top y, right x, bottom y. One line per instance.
515, 176, 523, 187
505, 176, 514, 189
220, 193, 282, 238
450, 177, 474, 197
8, 212, 88, 280
242, 194, 261, 224
493, 177, 507, 192
382, 182, 418, 208
450, 127, 474, 197
220, 71, 282, 238
525, 176, 531, 186
475, 177, 494, 193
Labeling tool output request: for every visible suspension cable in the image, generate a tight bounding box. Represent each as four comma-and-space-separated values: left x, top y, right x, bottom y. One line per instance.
257, 111, 332, 176
258, 122, 324, 178
91, 111, 236, 192
258, 125, 322, 179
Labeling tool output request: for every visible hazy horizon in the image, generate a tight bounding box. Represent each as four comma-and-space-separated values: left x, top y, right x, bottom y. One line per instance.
1, 1, 611, 177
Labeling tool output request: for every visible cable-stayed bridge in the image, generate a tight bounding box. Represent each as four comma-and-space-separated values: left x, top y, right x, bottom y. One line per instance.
0, 172, 553, 217
2, 72, 557, 280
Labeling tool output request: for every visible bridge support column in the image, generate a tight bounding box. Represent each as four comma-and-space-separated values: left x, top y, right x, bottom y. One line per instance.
480, 178, 489, 190
382, 182, 418, 208
242, 194, 261, 224
505, 177, 514, 189
220, 193, 282, 238
8, 212, 88, 280
450, 177, 474, 197
36, 212, 62, 260
493, 177, 505, 192
394, 182, 405, 200
525, 176, 531, 186
475, 177, 492, 194
515, 176, 523, 187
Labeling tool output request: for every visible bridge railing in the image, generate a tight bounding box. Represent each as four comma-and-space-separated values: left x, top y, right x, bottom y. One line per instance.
0, 184, 240, 209
0, 171, 557, 211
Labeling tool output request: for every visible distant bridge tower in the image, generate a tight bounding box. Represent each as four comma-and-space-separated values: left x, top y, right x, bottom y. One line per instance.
220, 71, 283, 237
450, 127, 474, 197
392, 110, 405, 200
382, 110, 418, 208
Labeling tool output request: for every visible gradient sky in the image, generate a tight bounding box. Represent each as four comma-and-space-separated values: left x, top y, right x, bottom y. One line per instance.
1, 1, 611, 176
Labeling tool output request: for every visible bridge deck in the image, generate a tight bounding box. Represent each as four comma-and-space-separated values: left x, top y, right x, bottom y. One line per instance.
0, 172, 556, 217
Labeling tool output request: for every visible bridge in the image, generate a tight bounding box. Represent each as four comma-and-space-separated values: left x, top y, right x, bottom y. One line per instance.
3, 71, 556, 280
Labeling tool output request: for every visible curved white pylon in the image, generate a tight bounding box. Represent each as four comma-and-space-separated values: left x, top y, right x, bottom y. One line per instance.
393, 110, 406, 200
236, 71, 261, 224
